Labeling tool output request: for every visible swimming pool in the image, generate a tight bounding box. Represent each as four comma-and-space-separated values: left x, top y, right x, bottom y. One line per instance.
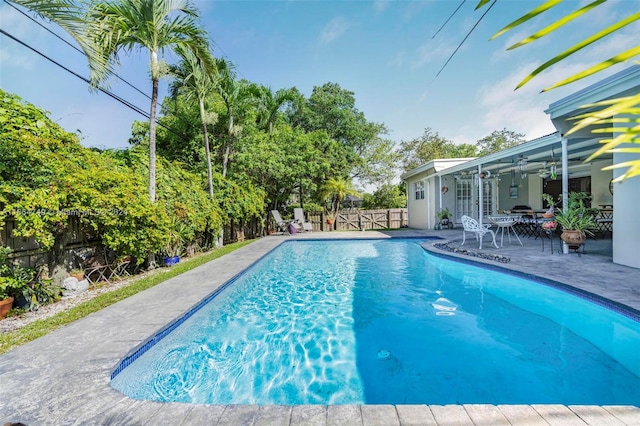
111, 238, 640, 405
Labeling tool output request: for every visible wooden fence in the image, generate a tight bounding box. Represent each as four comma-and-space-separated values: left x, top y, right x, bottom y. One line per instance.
305, 209, 407, 232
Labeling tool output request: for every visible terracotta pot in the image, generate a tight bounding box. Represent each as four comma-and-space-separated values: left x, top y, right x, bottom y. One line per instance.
560, 230, 585, 246
70, 272, 84, 280
326, 219, 335, 225
0, 296, 14, 319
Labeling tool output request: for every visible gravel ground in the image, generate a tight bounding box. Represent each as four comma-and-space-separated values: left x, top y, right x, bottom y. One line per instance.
0, 272, 156, 334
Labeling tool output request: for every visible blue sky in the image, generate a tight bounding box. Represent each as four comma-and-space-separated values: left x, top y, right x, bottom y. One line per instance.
1, 0, 639, 152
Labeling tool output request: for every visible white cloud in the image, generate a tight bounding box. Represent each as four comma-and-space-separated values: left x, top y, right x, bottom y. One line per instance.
319, 17, 350, 45
0, 46, 36, 70
411, 40, 454, 70
373, 0, 390, 13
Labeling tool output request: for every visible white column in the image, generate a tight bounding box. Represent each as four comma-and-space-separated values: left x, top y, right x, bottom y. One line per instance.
478, 164, 483, 224
561, 136, 569, 254
438, 175, 443, 211
425, 178, 431, 229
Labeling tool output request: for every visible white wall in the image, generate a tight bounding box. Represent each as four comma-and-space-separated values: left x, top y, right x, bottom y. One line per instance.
591, 160, 614, 207
405, 173, 430, 229
527, 175, 543, 209
612, 146, 640, 268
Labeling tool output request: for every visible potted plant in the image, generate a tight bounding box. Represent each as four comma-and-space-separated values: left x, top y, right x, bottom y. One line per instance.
554, 192, 596, 247
541, 193, 556, 217
437, 208, 452, 227
69, 269, 85, 280
326, 213, 335, 225
163, 229, 183, 267
0, 247, 31, 319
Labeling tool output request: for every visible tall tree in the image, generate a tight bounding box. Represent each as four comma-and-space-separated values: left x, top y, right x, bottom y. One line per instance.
168, 45, 217, 197
212, 58, 257, 177
86, 0, 210, 202
397, 127, 477, 171
476, 128, 526, 156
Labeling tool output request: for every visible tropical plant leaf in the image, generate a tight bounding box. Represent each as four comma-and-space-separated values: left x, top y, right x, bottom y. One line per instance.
474, 0, 493, 10
602, 160, 640, 181
507, 0, 606, 50
585, 125, 640, 162
490, 0, 562, 40
568, 94, 640, 135
542, 46, 640, 91
515, 12, 640, 90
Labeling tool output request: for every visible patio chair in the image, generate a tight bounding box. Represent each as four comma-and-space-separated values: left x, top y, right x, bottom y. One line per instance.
293, 208, 313, 232
461, 215, 499, 249
271, 210, 290, 233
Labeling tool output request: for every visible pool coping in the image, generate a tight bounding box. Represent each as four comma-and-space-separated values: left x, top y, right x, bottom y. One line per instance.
1, 231, 639, 425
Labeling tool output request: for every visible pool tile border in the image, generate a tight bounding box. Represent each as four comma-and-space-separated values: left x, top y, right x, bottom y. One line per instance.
423, 242, 640, 323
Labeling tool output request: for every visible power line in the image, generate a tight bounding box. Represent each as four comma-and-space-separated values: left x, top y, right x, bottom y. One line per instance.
2, 28, 193, 141
432, 0, 466, 39
3, 0, 152, 101
0, 28, 151, 119
435, 0, 497, 78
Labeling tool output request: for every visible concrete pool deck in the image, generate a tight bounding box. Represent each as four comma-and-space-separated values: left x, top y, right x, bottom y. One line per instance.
1, 230, 639, 425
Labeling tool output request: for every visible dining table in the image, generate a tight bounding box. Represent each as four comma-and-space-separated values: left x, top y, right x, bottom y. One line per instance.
487, 215, 523, 247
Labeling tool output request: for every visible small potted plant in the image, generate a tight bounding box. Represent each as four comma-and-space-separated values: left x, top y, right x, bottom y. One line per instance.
69, 269, 85, 280
163, 230, 183, 267
437, 208, 452, 228
541, 193, 556, 217
326, 213, 335, 225
0, 247, 32, 318
554, 192, 596, 247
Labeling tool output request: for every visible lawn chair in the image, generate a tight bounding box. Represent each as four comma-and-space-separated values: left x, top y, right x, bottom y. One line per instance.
461, 215, 499, 249
293, 208, 313, 232
271, 210, 289, 233
271, 210, 302, 234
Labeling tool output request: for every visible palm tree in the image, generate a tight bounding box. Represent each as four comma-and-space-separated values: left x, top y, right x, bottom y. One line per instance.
169, 45, 217, 198
212, 58, 258, 177
320, 177, 358, 220
478, 0, 640, 181
255, 86, 296, 134
86, 0, 210, 202
10, 0, 109, 79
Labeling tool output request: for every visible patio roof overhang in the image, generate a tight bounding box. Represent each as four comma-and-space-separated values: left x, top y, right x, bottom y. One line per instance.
432, 131, 614, 179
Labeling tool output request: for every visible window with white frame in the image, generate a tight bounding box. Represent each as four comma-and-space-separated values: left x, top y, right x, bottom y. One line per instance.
414, 181, 425, 200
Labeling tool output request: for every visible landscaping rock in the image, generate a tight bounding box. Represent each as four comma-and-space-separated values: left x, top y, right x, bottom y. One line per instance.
433, 242, 511, 263
62, 277, 89, 296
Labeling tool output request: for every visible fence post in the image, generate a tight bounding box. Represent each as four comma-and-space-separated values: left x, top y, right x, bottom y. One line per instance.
401, 209, 406, 227
387, 210, 392, 229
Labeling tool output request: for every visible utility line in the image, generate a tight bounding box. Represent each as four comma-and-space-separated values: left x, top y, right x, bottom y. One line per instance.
2, 28, 191, 141
432, 0, 466, 39
1, 28, 151, 119
435, 0, 497, 78
3, 0, 152, 101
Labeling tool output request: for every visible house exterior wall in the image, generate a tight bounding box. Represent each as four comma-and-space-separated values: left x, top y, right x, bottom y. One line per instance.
591, 160, 614, 207
528, 175, 543, 209
612, 130, 640, 268
405, 171, 430, 229
498, 176, 531, 210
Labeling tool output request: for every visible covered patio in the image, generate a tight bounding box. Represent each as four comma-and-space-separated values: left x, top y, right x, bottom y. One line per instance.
403, 65, 640, 269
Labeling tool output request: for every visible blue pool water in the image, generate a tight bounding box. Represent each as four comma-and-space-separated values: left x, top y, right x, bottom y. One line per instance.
111, 239, 640, 405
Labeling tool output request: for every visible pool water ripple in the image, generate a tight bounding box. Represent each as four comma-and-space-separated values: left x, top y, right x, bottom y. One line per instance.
111, 239, 640, 405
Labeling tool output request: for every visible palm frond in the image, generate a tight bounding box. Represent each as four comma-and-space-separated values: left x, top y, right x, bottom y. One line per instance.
490, 0, 562, 40
516, 12, 640, 90
507, 0, 606, 50
568, 94, 640, 135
